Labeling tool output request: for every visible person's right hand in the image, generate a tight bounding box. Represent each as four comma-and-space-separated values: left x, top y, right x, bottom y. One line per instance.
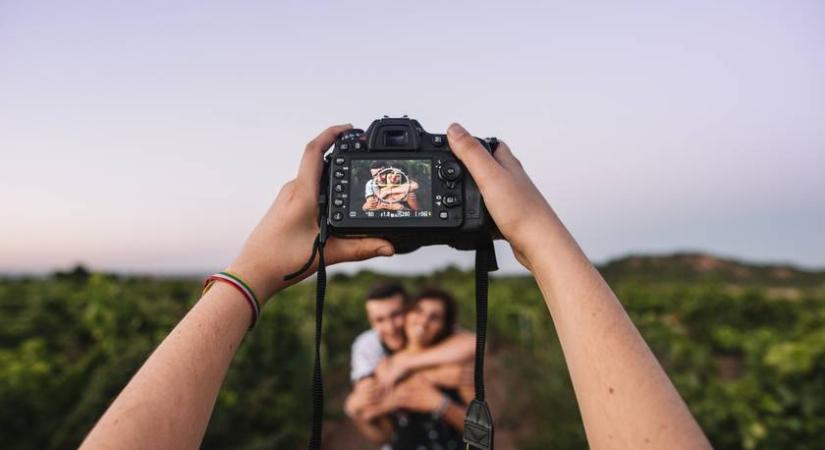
446, 123, 557, 270
227, 124, 394, 303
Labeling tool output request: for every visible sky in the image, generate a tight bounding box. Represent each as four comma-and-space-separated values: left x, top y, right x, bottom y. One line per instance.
1, 0, 824, 275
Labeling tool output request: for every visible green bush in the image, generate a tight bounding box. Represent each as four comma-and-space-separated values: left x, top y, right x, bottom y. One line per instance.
1, 268, 823, 449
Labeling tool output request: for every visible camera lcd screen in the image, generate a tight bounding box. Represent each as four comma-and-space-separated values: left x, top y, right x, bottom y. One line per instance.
349, 159, 433, 219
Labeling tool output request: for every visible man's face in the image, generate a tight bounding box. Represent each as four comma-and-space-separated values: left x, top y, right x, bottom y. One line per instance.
370, 168, 384, 182
365, 295, 406, 351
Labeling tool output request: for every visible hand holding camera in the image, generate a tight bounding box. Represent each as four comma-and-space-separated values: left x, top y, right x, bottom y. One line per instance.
226, 124, 396, 302
445, 123, 558, 271
83, 119, 711, 450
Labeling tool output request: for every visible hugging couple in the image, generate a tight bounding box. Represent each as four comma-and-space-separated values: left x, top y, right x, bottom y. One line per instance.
344, 282, 476, 450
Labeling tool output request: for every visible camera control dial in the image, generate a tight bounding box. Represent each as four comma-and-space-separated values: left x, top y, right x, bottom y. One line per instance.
438, 161, 462, 182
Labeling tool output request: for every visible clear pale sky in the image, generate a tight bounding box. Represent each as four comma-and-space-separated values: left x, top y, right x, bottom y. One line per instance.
2, 0, 824, 274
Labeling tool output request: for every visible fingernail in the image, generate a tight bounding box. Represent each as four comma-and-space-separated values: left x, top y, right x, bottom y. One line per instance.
377, 246, 394, 257
447, 123, 466, 137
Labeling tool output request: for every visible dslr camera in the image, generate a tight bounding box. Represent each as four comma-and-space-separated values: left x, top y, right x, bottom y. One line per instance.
322, 116, 500, 254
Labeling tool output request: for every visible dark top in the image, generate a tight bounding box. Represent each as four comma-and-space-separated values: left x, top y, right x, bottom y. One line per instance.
389, 388, 464, 450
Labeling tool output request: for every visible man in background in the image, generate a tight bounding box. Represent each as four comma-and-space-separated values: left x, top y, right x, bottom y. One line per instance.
344, 282, 475, 445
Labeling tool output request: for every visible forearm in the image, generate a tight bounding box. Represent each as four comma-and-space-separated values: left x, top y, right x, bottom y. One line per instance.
403, 332, 475, 371
527, 211, 710, 449
441, 401, 467, 432
352, 392, 395, 444
407, 193, 420, 210
80, 283, 251, 450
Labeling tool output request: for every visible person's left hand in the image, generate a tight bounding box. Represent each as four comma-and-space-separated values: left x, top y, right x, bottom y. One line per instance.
227, 124, 395, 304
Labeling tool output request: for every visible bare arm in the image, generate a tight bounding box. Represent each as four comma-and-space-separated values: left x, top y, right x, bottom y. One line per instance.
386, 374, 467, 432
80, 125, 395, 450
419, 361, 476, 407
447, 123, 711, 450
363, 195, 379, 211
405, 191, 420, 210
344, 378, 393, 444
375, 331, 475, 386
80, 283, 250, 450
440, 400, 468, 431
344, 378, 392, 444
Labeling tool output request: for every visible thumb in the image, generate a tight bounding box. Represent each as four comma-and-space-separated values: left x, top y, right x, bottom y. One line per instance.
447, 123, 503, 189
325, 236, 395, 264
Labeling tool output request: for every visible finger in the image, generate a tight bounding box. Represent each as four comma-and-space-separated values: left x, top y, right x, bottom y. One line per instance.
447, 123, 503, 189
492, 140, 523, 173
297, 123, 352, 189
324, 236, 395, 264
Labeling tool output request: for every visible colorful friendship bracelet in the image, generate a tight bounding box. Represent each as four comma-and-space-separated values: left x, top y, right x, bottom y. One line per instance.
203, 271, 261, 329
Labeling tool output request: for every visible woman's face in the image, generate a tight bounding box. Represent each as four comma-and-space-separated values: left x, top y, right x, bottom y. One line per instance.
404, 298, 446, 348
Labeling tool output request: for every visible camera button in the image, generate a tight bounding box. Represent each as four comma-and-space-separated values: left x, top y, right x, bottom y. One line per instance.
439, 211, 449, 220
333, 199, 344, 207
334, 170, 345, 179
443, 194, 460, 207
354, 141, 364, 150
332, 212, 343, 221
334, 157, 346, 165
339, 143, 349, 151
439, 161, 462, 181
334, 184, 345, 193
432, 135, 446, 146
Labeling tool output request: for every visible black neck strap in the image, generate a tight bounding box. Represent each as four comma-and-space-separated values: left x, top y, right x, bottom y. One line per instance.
285, 234, 497, 450
464, 240, 497, 450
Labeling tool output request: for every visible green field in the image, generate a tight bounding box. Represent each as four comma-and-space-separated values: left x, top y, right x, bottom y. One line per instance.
2, 253, 824, 449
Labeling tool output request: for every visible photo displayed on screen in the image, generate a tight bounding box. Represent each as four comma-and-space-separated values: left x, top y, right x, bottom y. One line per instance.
349, 159, 433, 218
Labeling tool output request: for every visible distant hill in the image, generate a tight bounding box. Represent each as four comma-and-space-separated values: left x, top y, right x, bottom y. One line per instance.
597, 252, 825, 287
4, 253, 825, 289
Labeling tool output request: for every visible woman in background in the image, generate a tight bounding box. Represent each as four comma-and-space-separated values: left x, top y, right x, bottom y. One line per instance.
360, 288, 473, 450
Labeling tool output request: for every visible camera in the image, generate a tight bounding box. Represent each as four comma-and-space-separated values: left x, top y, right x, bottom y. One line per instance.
322, 116, 500, 254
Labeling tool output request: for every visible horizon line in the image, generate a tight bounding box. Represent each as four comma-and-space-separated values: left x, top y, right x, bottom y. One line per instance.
2, 249, 823, 277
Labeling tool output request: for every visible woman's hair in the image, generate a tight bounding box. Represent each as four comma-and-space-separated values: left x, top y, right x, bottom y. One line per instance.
407, 287, 458, 345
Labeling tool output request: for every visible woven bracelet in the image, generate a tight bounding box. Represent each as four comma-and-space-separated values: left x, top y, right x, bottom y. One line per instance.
203, 271, 261, 329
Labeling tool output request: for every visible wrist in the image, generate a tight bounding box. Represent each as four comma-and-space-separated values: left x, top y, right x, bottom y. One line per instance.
225, 260, 282, 307
510, 214, 561, 271
431, 394, 451, 419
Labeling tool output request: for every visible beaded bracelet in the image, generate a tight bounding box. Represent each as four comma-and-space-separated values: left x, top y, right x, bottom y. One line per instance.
203, 271, 261, 329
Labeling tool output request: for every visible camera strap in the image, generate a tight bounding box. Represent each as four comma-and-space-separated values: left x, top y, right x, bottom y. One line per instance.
285, 212, 498, 450
464, 239, 497, 450
283, 190, 330, 450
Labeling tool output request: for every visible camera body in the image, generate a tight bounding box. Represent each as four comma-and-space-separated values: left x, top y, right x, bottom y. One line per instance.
322, 117, 499, 254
